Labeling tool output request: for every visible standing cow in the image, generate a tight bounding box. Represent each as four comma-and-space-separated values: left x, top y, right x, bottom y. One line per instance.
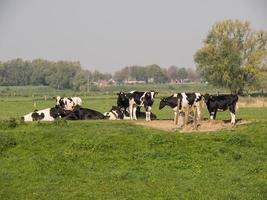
204, 94, 238, 124
128, 90, 158, 121
159, 93, 204, 123
117, 91, 158, 121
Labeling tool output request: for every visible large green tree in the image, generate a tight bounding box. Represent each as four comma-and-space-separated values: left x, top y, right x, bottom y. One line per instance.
194, 19, 267, 93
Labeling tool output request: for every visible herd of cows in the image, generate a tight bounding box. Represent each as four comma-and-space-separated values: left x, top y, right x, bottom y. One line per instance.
21, 90, 239, 125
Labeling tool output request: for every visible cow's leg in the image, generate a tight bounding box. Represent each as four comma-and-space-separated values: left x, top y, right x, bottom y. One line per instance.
133, 106, 137, 120
196, 104, 202, 121
229, 105, 236, 124
230, 112, 236, 124
129, 103, 133, 120
210, 114, 214, 120
210, 110, 215, 120
184, 107, 189, 124
174, 111, 177, 124
145, 106, 151, 121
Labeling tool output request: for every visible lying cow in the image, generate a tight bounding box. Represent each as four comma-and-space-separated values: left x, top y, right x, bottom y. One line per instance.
204, 94, 238, 124
21, 107, 62, 122
159, 93, 204, 123
104, 106, 157, 120
60, 106, 107, 120
103, 106, 130, 120
55, 96, 82, 110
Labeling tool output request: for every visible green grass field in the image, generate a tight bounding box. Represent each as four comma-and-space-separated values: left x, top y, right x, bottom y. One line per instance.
0, 86, 267, 199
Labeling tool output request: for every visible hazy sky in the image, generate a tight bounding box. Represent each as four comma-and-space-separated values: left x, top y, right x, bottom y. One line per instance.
0, 0, 266, 72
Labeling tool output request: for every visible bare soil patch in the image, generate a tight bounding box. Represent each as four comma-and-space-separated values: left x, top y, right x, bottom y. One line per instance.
134, 119, 251, 133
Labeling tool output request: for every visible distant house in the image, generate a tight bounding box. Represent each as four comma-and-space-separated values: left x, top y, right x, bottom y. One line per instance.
124, 80, 146, 84
97, 79, 116, 87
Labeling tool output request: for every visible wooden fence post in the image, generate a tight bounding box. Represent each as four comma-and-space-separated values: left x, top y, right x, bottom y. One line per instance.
33, 101, 37, 109
193, 106, 198, 130
175, 98, 180, 125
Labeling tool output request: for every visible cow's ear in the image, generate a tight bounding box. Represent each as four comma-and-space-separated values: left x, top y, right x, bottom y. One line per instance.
155, 92, 159, 95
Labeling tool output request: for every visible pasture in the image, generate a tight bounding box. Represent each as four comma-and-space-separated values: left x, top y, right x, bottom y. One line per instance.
0, 85, 267, 199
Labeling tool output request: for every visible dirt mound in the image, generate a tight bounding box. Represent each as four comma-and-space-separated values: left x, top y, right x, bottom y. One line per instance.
134, 119, 250, 133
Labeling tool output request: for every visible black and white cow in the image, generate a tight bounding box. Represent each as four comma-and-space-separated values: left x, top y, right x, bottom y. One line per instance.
55, 96, 82, 110
103, 106, 130, 120
204, 94, 238, 124
61, 106, 107, 120
116, 91, 141, 116
127, 91, 158, 121
104, 105, 157, 120
135, 110, 157, 120
21, 106, 62, 122
117, 92, 130, 114
159, 93, 204, 122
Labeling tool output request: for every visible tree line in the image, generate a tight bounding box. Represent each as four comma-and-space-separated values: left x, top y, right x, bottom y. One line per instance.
194, 19, 267, 94
1, 19, 266, 93
114, 64, 199, 84
0, 59, 113, 91
0, 59, 199, 91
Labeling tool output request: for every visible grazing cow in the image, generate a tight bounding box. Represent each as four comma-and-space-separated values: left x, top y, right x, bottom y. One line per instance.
55, 96, 82, 110
204, 94, 238, 124
159, 93, 204, 122
61, 106, 107, 120
104, 105, 157, 120
21, 107, 62, 122
127, 90, 158, 121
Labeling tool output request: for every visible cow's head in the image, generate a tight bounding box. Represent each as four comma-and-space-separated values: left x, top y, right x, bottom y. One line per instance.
204, 93, 211, 103
50, 105, 65, 118
149, 91, 158, 100
110, 106, 124, 119
57, 98, 65, 108
143, 91, 158, 106
54, 96, 61, 105
20, 116, 25, 122
117, 91, 127, 100
117, 91, 130, 107
159, 97, 167, 110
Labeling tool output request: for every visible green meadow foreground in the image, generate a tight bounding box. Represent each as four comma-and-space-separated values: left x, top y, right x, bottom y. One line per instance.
0, 90, 267, 199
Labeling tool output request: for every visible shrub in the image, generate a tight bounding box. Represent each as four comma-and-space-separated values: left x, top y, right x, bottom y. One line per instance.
0, 135, 17, 153
0, 118, 19, 129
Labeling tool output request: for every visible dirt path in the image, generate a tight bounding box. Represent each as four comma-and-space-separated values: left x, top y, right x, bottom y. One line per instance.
134, 119, 251, 133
